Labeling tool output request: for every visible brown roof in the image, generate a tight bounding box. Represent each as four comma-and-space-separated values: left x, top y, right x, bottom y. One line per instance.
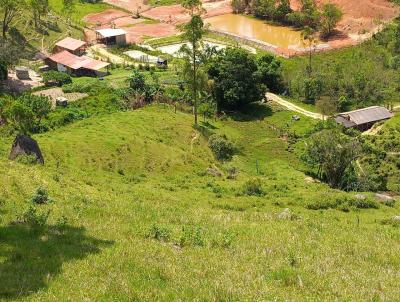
336, 106, 393, 127
55, 37, 87, 51
48, 51, 109, 71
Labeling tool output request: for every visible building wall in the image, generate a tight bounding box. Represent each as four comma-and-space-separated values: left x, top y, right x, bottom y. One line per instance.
116, 35, 127, 46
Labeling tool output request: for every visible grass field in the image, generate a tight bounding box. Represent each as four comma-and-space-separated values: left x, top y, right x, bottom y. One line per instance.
48, 0, 114, 25
1, 104, 399, 301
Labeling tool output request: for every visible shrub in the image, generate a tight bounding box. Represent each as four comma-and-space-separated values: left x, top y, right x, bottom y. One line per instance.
211, 231, 235, 249
16, 205, 50, 226
306, 196, 379, 211
179, 226, 204, 247
29, 187, 50, 204
208, 134, 235, 161
147, 224, 171, 242
242, 178, 264, 196
42, 71, 72, 87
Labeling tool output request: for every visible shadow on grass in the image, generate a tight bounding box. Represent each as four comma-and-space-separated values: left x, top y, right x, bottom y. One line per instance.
228, 103, 273, 122
0, 224, 113, 299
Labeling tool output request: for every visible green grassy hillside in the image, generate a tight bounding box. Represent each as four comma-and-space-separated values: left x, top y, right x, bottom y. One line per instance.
1, 105, 399, 301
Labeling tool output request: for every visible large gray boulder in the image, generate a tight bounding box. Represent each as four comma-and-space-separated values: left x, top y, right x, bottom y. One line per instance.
9, 134, 44, 165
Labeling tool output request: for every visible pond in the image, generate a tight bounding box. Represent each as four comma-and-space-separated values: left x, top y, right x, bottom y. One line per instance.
206, 14, 307, 49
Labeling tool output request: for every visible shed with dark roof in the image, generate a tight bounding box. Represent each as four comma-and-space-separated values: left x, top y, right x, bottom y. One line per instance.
334, 106, 393, 131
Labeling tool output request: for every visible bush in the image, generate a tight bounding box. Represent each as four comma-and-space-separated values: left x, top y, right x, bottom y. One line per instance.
42, 71, 72, 87
242, 178, 265, 196
306, 196, 379, 211
62, 79, 109, 94
208, 134, 235, 161
179, 226, 204, 247
29, 187, 50, 204
16, 205, 50, 226
147, 224, 171, 242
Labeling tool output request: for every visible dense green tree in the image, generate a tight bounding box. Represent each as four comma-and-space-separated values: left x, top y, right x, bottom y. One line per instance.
208, 48, 267, 111
256, 54, 284, 93
274, 0, 292, 22
251, 0, 275, 19
303, 128, 361, 189
319, 3, 343, 38
5, 94, 51, 134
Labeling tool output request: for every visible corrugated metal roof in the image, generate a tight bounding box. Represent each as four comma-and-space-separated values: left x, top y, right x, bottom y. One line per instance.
48, 51, 109, 71
55, 37, 86, 51
334, 116, 356, 128
338, 106, 393, 126
96, 28, 127, 38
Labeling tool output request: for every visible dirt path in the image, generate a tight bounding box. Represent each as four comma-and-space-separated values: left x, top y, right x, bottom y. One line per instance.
266, 93, 324, 120
88, 45, 135, 66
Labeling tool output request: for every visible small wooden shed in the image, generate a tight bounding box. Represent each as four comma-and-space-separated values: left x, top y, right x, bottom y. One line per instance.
95, 29, 127, 46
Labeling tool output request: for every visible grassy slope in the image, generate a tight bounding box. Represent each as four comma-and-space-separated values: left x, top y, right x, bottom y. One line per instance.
0, 105, 399, 301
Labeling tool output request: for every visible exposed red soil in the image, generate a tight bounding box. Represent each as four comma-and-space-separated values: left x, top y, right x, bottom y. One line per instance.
104, 0, 149, 13
84, 9, 131, 25
141, 0, 232, 24
291, 0, 399, 34
84, 0, 399, 55
124, 23, 177, 43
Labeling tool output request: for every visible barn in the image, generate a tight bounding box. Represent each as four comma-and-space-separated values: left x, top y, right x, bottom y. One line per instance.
95, 28, 127, 46
334, 106, 394, 131
45, 51, 110, 77
54, 37, 87, 56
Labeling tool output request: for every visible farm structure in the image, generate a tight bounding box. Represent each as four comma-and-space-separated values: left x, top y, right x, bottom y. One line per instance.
45, 51, 109, 77
54, 37, 87, 56
96, 29, 127, 46
335, 106, 394, 131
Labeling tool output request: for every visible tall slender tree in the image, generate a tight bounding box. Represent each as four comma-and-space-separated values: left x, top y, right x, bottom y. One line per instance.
180, 0, 207, 125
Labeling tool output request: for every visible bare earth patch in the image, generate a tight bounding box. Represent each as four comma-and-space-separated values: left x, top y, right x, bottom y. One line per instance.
104, 0, 150, 13
291, 0, 399, 35
33, 88, 88, 107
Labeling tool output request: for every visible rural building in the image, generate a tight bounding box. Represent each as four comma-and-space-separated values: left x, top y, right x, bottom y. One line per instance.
95, 28, 127, 46
334, 106, 394, 131
54, 37, 87, 56
45, 51, 110, 77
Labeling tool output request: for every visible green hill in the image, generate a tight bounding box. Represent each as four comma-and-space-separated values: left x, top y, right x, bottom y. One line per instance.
1, 105, 399, 301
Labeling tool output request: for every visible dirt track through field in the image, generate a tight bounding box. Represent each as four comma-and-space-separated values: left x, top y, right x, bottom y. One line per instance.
266, 93, 324, 120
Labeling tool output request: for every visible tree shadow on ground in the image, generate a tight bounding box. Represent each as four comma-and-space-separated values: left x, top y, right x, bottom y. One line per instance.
228, 103, 273, 122
0, 223, 113, 299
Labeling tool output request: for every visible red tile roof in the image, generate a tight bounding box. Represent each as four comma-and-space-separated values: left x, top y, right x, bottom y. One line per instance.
55, 37, 86, 51
48, 51, 109, 71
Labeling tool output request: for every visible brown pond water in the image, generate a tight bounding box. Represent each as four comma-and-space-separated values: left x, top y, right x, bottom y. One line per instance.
206, 14, 307, 49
